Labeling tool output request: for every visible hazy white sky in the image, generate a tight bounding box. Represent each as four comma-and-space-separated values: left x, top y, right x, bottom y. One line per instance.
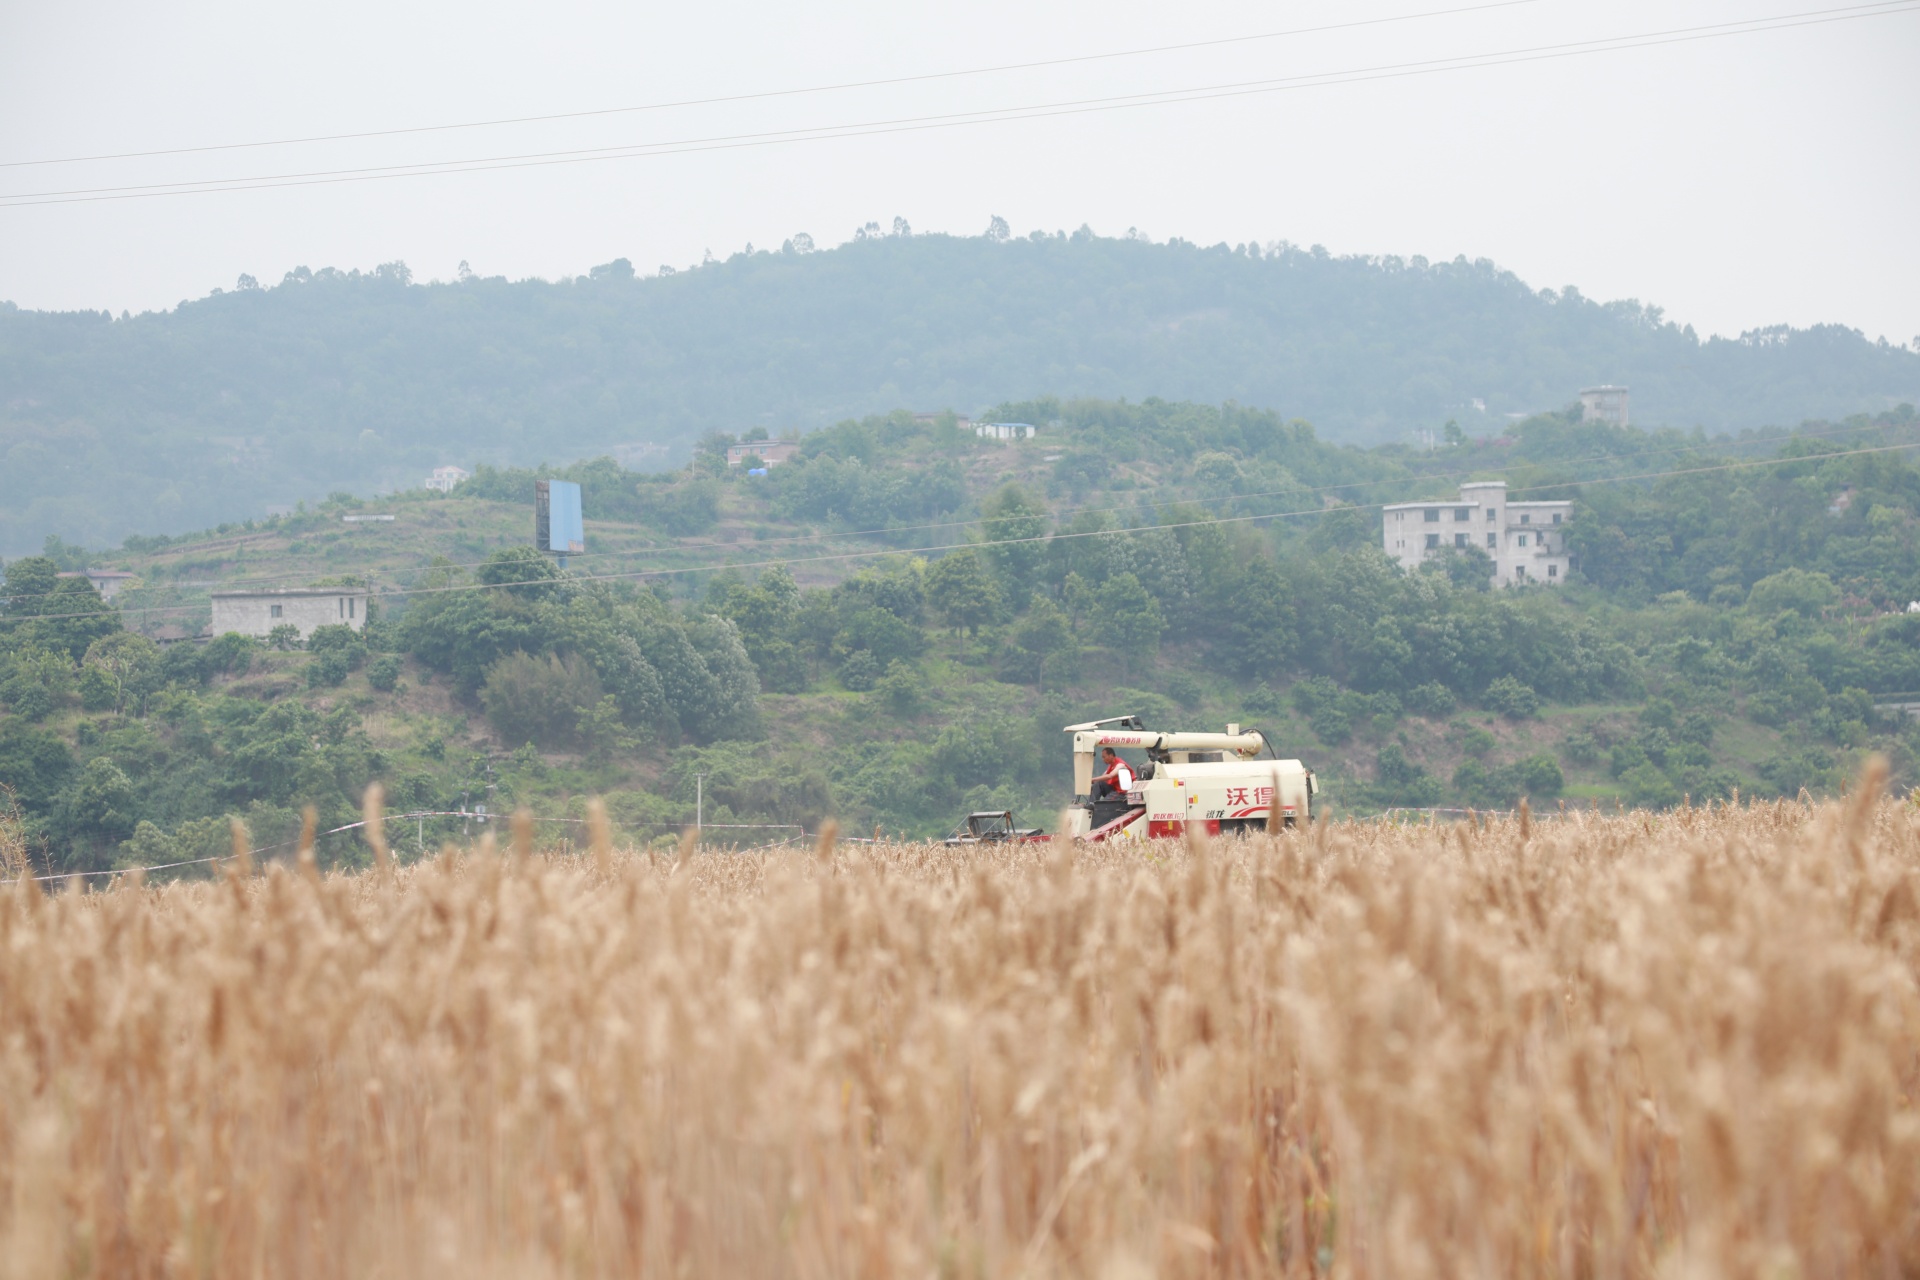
2, 0, 1916, 343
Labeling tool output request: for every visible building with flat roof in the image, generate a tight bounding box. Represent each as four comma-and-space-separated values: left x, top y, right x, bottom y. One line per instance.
211, 588, 370, 640
1579, 385, 1630, 427
57, 569, 136, 602
725, 439, 801, 467
1382, 481, 1571, 587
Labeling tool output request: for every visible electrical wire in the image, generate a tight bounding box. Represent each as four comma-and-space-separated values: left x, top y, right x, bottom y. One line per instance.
10, 438, 1916, 625
3, 1, 1913, 208
0, 0, 1556, 171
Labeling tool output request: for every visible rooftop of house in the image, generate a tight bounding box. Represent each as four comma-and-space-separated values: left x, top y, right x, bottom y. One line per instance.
210, 587, 370, 599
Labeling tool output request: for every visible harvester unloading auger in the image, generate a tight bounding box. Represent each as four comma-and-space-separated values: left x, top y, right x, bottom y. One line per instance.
1063, 715, 1317, 841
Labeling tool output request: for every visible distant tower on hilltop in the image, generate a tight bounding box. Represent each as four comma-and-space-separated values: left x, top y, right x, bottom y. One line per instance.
1579, 385, 1630, 427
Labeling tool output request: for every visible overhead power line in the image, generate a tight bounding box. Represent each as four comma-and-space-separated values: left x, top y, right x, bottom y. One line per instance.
3, 1, 1914, 207
12, 440, 1916, 625
0, 0, 1553, 171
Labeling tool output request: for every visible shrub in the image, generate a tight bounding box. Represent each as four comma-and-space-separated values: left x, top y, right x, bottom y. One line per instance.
1622, 761, 1681, 809
836, 608, 924, 667
1512, 754, 1564, 799
1309, 705, 1351, 745
1164, 671, 1204, 709
1375, 744, 1443, 806
267, 624, 304, 651
1455, 725, 1496, 758
837, 650, 880, 692
1451, 759, 1507, 807
1290, 676, 1340, 716
1483, 676, 1540, 719
875, 662, 923, 718
1244, 681, 1285, 716
1610, 742, 1649, 777
1676, 711, 1716, 746
932, 720, 1034, 790
479, 652, 605, 748
306, 624, 364, 658
366, 655, 404, 692
204, 632, 259, 675
306, 649, 354, 689
1405, 682, 1457, 717
78, 665, 118, 712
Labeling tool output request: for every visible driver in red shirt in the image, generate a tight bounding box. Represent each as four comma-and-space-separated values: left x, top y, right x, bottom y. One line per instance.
1092, 747, 1135, 801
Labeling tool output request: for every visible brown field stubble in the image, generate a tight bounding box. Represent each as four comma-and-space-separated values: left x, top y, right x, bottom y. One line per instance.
3, 792, 1919, 1277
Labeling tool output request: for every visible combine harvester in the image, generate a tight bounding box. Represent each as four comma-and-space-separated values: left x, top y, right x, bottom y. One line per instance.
1063, 715, 1317, 841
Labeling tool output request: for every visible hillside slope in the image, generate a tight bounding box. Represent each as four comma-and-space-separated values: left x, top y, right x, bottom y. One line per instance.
6, 231, 1918, 552
6, 401, 1920, 874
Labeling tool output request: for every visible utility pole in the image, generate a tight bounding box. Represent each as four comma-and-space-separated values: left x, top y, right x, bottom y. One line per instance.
695, 774, 706, 840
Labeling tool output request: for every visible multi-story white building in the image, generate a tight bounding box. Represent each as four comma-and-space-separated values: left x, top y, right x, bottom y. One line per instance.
424, 465, 470, 493
1579, 385, 1630, 427
1382, 481, 1572, 587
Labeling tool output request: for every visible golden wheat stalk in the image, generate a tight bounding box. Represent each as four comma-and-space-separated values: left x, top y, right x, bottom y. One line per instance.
0, 771, 1914, 1277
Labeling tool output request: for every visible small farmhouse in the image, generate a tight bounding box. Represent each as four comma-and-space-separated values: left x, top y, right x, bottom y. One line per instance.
725, 440, 801, 467
211, 588, 371, 640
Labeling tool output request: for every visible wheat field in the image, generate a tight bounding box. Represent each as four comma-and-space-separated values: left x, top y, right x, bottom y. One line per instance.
3, 780, 1918, 1279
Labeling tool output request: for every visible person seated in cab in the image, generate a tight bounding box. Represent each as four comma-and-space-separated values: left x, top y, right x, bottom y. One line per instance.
1092, 747, 1135, 801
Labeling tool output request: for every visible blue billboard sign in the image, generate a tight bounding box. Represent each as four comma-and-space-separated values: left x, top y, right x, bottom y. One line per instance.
535, 480, 585, 555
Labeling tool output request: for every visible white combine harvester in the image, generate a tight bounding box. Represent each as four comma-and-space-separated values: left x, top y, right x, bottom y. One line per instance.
1062, 715, 1317, 841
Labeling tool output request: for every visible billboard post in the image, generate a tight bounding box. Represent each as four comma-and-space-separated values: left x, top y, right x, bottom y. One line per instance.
535, 480, 585, 568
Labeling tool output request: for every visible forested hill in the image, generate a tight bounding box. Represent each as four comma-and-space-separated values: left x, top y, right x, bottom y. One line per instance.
5, 227, 1918, 552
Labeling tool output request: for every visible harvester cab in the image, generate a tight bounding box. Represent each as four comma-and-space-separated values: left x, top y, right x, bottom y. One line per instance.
1063, 716, 1317, 841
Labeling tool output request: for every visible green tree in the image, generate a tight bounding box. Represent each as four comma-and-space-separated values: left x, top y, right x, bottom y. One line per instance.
0, 556, 120, 659
83, 632, 161, 715
925, 552, 1002, 636
2, 645, 75, 721
714, 567, 808, 692
0, 719, 74, 814
477, 546, 563, 601
874, 661, 923, 717
67, 757, 138, 844
1006, 595, 1075, 693
1091, 572, 1164, 675
1213, 557, 1292, 678
978, 485, 1050, 594
1746, 568, 1839, 619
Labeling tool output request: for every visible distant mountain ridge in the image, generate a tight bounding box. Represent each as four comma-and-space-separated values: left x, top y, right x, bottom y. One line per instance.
3, 229, 1917, 552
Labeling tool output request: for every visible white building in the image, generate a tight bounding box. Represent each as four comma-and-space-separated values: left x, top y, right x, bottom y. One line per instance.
1579, 385, 1630, 427
1382, 481, 1572, 587
57, 569, 136, 602
724, 439, 801, 467
211, 588, 370, 640
975, 422, 1037, 440
424, 465, 470, 493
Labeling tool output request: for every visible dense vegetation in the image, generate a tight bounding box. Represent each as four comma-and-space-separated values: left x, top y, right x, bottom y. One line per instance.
5, 397, 1920, 874
6, 228, 1919, 551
